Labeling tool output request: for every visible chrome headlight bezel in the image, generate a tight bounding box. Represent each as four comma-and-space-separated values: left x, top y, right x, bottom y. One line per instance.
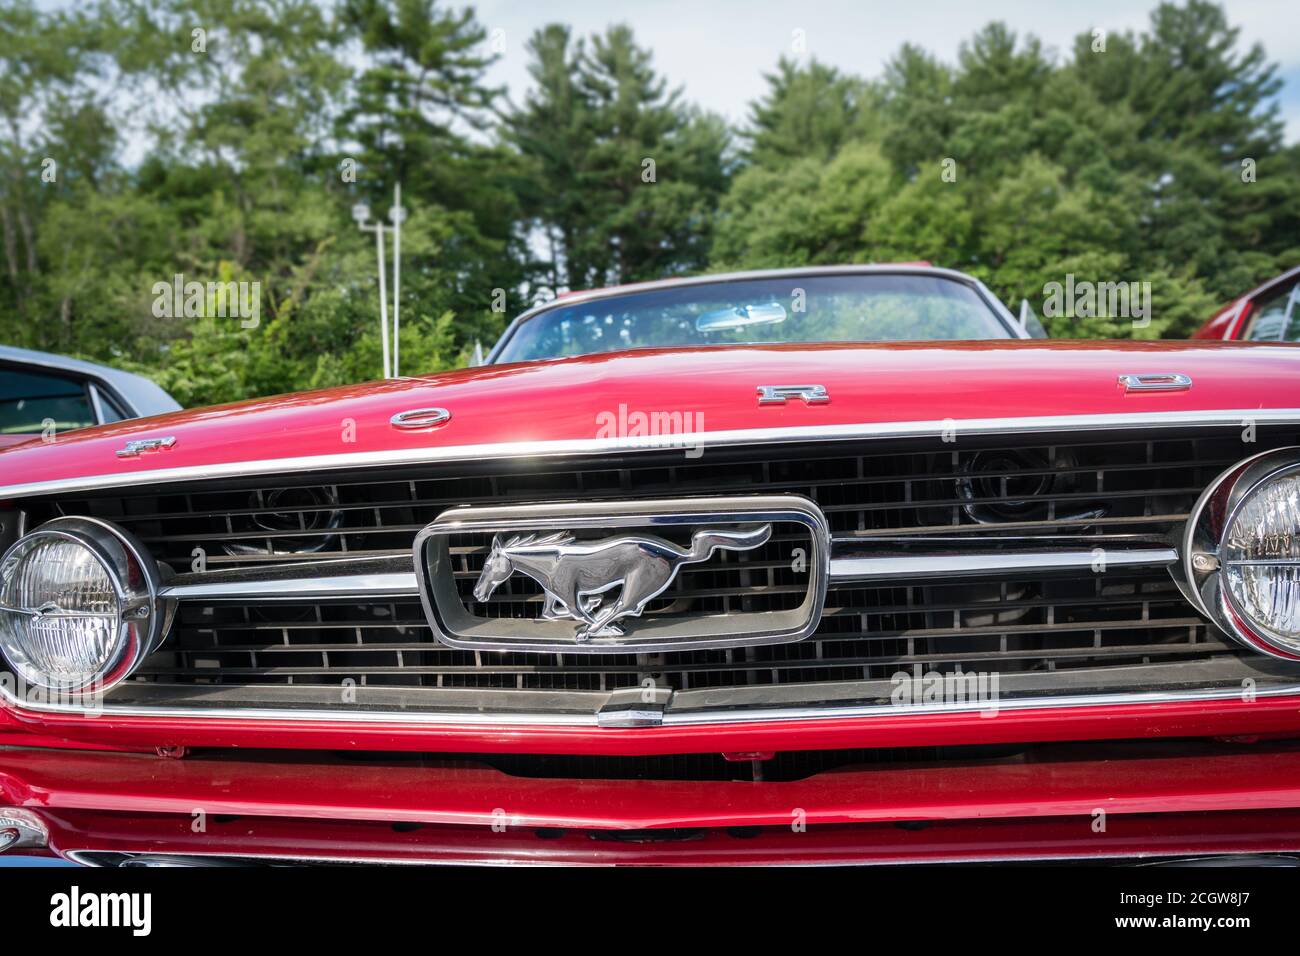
0, 516, 170, 694
1183, 447, 1300, 661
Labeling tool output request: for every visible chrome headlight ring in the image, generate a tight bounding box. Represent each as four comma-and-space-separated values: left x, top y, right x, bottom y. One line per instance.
0, 516, 172, 694
1183, 447, 1300, 661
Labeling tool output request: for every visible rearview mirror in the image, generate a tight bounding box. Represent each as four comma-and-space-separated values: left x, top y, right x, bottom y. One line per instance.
696, 302, 788, 333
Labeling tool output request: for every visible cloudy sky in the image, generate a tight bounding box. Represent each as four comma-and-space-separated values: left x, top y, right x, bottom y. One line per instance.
475, 0, 1300, 141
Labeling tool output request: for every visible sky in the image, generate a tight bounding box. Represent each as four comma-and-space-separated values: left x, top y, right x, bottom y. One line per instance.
473, 0, 1300, 141
29, 0, 1300, 141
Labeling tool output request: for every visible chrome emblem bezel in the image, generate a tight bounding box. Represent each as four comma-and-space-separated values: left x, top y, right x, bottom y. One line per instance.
414, 495, 829, 654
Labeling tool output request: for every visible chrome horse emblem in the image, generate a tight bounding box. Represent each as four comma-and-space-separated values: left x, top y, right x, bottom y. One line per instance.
473, 525, 772, 640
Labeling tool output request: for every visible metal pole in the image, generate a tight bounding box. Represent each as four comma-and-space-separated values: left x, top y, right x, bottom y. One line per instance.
392, 182, 401, 377
375, 222, 390, 379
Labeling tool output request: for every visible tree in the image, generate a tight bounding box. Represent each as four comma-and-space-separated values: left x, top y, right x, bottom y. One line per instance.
507, 23, 729, 292
337, 0, 527, 348
744, 58, 874, 169
714, 0, 1299, 341
0, 0, 118, 328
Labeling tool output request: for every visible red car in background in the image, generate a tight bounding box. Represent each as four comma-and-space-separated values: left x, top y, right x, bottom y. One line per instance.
3, 264, 1300, 866
1194, 265, 1300, 342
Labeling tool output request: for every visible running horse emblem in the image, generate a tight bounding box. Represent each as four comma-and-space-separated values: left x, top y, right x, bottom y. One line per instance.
473, 524, 773, 640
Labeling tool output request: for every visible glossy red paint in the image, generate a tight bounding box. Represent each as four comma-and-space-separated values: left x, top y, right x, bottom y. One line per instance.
4, 693, 1300, 757
5, 741, 1300, 832
3, 340, 1300, 490
24, 806, 1300, 865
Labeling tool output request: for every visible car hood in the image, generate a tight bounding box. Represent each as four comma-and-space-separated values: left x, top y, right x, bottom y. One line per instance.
2, 340, 1299, 495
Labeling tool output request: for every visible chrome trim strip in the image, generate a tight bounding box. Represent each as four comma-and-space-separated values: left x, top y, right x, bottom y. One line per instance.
153, 540, 1180, 601
159, 556, 417, 601
658, 682, 1300, 726
161, 571, 418, 601
829, 545, 1177, 581
5, 678, 1300, 727
86, 382, 108, 426
4, 408, 1300, 501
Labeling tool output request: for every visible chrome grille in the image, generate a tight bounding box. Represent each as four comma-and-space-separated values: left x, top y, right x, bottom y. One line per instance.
23, 427, 1300, 710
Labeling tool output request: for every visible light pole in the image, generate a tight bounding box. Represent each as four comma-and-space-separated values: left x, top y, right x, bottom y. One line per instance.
390, 184, 406, 377
352, 184, 406, 379
352, 201, 390, 379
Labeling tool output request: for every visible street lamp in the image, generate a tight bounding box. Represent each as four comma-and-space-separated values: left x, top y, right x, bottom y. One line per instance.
352, 186, 406, 379
389, 184, 406, 378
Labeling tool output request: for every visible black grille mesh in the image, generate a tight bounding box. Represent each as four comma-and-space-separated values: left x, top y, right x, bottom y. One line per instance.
135, 566, 1223, 690
48, 433, 1267, 569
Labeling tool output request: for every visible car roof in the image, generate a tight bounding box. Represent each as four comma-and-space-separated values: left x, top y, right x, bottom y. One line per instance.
0, 344, 181, 417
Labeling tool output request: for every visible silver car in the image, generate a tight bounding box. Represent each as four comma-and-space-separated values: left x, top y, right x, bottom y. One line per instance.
0, 345, 180, 448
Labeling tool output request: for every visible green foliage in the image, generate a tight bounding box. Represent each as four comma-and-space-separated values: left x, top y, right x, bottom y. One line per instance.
745, 58, 875, 168
713, 143, 895, 269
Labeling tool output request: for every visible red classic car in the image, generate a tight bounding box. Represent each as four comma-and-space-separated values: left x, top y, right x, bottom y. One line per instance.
3, 264, 1300, 866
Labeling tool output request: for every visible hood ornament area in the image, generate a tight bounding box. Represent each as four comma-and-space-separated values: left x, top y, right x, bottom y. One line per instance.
1118, 373, 1192, 393
116, 437, 176, 459
390, 407, 451, 429
414, 496, 829, 654
757, 384, 829, 405
474, 525, 772, 640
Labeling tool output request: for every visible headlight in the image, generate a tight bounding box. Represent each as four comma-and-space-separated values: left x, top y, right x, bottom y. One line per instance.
0, 517, 168, 694
1185, 448, 1300, 659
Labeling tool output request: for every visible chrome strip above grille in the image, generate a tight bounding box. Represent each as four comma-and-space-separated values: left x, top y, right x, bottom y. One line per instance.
3, 408, 1300, 501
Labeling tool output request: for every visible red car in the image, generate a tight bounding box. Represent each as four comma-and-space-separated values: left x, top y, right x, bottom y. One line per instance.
1194, 265, 1300, 342
3, 264, 1300, 866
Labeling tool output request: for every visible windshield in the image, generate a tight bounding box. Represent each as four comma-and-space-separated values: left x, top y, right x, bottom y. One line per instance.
493, 273, 1011, 362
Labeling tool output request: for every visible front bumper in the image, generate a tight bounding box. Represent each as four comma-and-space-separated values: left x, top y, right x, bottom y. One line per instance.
7, 738, 1300, 865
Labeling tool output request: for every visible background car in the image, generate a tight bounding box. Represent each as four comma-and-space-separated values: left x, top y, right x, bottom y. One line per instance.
0, 345, 181, 449
1192, 266, 1300, 342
